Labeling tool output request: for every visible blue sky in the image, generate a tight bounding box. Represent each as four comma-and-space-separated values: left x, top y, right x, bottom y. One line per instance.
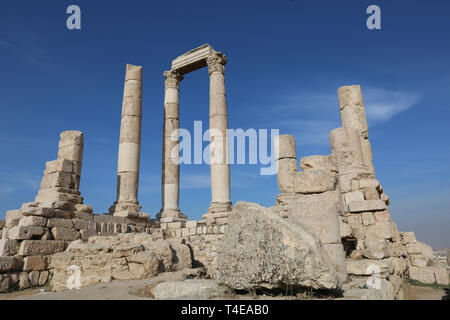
0, 0, 449, 248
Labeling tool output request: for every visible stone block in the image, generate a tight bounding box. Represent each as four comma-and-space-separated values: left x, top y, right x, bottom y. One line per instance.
44, 159, 73, 174
74, 204, 93, 213
361, 212, 374, 226
363, 187, 380, 200
8, 226, 45, 240
23, 256, 48, 271
18, 216, 47, 227
348, 200, 387, 213
39, 271, 49, 286
28, 270, 40, 286
73, 211, 94, 221
51, 228, 80, 241
373, 210, 391, 222
359, 179, 381, 191
18, 272, 30, 289
0, 239, 19, 256
47, 218, 73, 229
366, 222, 394, 240
346, 259, 392, 276
300, 155, 336, 172
22, 207, 54, 218
72, 219, 89, 230
181, 228, 190, 237
40, 171, 73, 189
19, 240, 66, 256
168, 222, 183, 229
53, 209, 73, 219
432, 266, 449, 285
406, 243, 422, 255
294, 170, 337, 194
186, 220, 198, 228
0, 256, 21, 272
409, 255, 427, 267
409, 266, 435, 284
5, 209, 23, 228
344, 191, 365, 204
400, 232, 416, 245
80, 229, 98, 241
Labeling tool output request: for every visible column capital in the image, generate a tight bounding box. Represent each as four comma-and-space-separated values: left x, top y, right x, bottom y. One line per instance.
164, 70, 183, 88
206, 52, 227, 75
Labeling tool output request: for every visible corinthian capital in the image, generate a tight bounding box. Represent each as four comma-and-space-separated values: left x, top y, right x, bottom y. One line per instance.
206, 52, 227, 75
164, 70, 183, 88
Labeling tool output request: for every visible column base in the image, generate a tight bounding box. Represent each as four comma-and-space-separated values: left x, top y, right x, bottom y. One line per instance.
109, 200, 142, 217
201, 201, 232, 224
156, 208, 187, 221
207, 201, 232, 215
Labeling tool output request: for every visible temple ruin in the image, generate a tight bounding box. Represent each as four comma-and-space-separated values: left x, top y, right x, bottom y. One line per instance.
0, 45, 448, 299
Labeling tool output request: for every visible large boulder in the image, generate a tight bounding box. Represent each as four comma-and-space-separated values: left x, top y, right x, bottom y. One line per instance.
216, 201, 341, 291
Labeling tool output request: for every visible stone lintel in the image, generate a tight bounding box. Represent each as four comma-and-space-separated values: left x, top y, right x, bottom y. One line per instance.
171, 44, 216, 75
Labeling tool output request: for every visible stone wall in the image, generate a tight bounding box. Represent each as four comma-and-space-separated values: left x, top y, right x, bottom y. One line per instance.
161, 219, 227, 275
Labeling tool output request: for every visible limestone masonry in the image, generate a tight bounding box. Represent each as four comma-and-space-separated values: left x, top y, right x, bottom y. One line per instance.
1, 45, 448, 299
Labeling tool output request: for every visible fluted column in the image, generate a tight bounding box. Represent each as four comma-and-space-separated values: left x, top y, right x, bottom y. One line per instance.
110, 64, 142, 217
158, 70, 187, 220
338, 85, 375, 174
205, 52, 232, 216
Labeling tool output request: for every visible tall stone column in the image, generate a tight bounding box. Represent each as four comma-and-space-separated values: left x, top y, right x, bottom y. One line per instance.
110, 64, 143, 217
338, 85, 375, 174
205, 52, 231, 216
158, 70, 187, 221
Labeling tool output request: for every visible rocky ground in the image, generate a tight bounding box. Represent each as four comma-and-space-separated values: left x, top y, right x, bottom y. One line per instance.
1, 272, 448, 300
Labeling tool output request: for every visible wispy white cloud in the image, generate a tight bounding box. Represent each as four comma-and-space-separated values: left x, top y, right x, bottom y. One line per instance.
364, 88, 421, 125
260, 87, 420, 146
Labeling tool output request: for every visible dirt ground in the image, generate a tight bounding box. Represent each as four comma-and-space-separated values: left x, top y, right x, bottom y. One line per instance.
404, 285, 449, 300
1, 274, 448, 300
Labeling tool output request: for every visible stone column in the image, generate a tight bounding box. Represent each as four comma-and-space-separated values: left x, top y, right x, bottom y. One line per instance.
57, 130, 84, 190
158, 70, 187, 221
205, 52, 231, 215
274, 134, 298, 218
110, 64, 143, 217
338, 85, 375, 174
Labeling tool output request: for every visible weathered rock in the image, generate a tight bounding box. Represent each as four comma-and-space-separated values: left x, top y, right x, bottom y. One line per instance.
294, 170, 337, 194
5, 209, 23, 228
346, 259, 392, 276
18, 216, 47, 227
47, 218, 74, 229
154, 279, 228, 300
51, 227, 80, 241
416, 241, 433, 260
50, 233, 192, 291
409, 266, 435, 284
409, 255, 427, 267
432, 266, 449, 285
18, 240, 66, 256
18, 272, 30, 289
348, 200, 387, 213
216, 201, 341, 291
300, 155, 336, 172
287, 192, 347, 281
8, 226, 45, 240
0, 256, 21, 272
22, 207, 54, 218
0, 239, 19, 256
23, 256, 48, 271
400, 232, 416, 244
